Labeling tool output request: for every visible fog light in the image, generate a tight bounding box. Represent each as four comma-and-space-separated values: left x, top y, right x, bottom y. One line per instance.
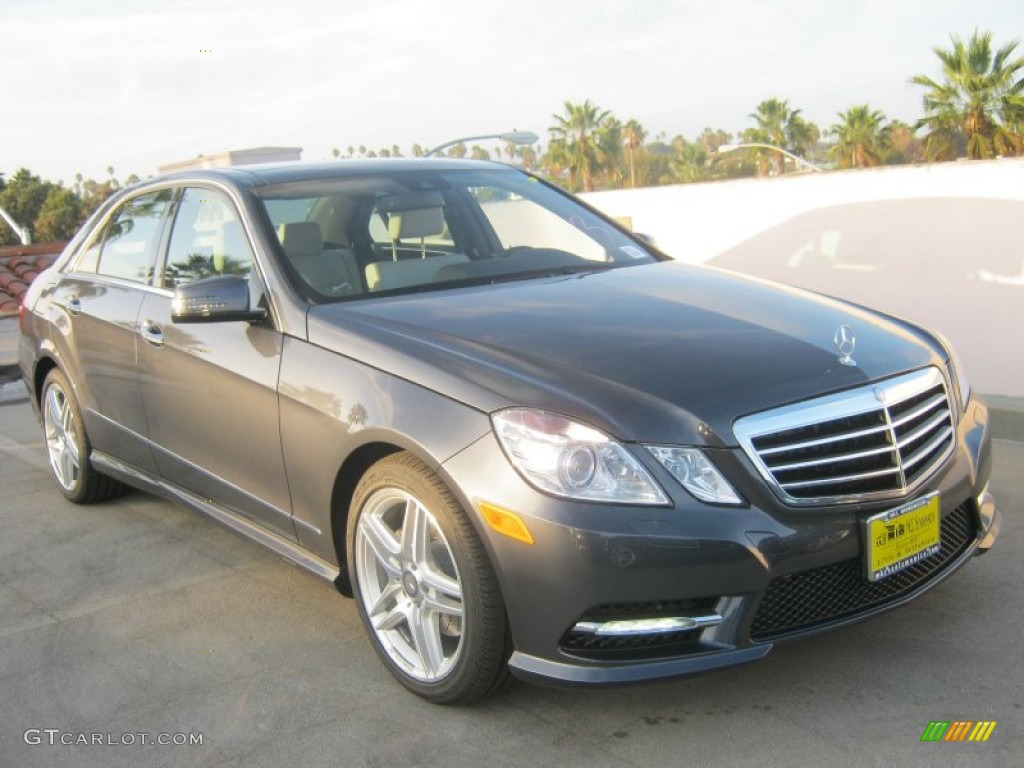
573, 614, 722, 636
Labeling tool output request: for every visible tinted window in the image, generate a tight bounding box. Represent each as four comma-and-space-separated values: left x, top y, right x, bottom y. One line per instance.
96, 190, 172, 283
161, 188, 254, 289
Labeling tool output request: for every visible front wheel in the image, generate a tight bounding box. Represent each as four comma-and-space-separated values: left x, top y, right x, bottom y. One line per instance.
41, 368, 126, 504
347, 452, 510, 704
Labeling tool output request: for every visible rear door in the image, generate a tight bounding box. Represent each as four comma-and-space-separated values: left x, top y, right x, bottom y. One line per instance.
49, 188, 173, 472
136, 186, 294, 539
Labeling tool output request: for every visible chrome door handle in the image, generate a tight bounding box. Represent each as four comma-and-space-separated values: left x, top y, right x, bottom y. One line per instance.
66, 295, 82, 315
139, 320, 164, 347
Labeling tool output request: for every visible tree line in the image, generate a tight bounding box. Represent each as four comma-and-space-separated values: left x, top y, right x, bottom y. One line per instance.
532, 28, 1023, 191
2, 28, 1021, 245
0, 169, 129, 247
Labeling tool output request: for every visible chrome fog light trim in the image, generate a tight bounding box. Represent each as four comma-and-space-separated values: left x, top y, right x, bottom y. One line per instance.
572, 614, 723, 636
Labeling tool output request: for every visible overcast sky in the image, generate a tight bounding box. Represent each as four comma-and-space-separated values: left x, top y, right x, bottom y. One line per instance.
4, 0, 1023, 184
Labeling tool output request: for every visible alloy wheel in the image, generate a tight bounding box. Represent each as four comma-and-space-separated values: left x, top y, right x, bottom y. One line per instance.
43, 381, 80, 492
354, 488, 465, 682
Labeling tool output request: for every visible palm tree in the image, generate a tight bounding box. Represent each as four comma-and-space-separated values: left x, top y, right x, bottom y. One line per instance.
885, 120, 924, 164
829, 105, 889, 168
519, 145, 538, 171
668, 138, 709, 183
622, 119, 647, 188
696, 127, 732, 153
597, 116, 624, 187
910, 29, 1024, 159
746, 98, 816, 174
548, 99, 612, 191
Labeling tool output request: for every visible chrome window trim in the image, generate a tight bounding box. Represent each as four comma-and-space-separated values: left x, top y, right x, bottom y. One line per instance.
64, 178, 282, 331
734, 367, 955, 507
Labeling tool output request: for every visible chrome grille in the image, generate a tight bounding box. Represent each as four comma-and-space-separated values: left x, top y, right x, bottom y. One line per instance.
735, 368, 954, 505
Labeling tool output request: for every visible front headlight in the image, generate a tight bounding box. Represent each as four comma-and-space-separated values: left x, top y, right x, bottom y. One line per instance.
646, 446, 744, 505
935, 331, 971, 410
491, 408, 668, 505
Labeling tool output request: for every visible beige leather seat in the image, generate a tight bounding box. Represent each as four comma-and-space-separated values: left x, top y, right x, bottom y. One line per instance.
365, 206, 469, 291
366, 252, 470, 292
277, 222, 361, 297
387, 206, 446, 260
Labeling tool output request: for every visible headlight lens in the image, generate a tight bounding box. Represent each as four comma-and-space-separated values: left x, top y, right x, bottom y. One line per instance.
646, 446, 744, 505
491, 409, 668, 505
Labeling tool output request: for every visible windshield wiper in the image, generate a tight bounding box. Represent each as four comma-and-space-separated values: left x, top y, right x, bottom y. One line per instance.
486, 263, 615, 284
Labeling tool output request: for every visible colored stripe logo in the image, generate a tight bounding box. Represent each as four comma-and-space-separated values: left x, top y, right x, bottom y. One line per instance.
921, 721, 997, 742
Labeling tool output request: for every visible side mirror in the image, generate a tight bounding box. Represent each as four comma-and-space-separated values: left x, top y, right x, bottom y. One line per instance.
171, 274, 266, 324
633, 232, 657, 248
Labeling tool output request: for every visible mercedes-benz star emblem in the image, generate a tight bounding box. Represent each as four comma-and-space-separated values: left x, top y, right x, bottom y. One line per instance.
834, 325, 857, 367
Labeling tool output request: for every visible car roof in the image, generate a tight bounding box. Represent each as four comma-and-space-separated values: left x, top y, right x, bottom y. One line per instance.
155, 158, 507, 189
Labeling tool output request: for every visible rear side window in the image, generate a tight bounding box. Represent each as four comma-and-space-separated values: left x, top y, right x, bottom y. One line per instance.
161, 188, 254, 289
93, 190, 172, 283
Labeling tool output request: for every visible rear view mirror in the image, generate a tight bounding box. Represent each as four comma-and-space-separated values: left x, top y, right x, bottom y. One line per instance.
172, 274, 266, 324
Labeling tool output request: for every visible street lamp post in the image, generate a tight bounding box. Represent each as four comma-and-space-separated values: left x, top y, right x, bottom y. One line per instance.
424, 130, 539, 158
0, 204, 31, 245
716, 142, 823, 173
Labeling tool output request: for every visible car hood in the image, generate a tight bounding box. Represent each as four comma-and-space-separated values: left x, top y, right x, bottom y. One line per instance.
307, 262, 943, 446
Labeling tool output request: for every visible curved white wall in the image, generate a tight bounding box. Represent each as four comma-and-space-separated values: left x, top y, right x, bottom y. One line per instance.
583, 159, 1024, 398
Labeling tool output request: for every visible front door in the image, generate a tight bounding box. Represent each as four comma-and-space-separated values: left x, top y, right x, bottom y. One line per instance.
136, 187, 294, 539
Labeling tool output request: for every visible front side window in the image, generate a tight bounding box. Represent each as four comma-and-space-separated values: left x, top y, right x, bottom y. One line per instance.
161, 188, 254, 289
94, 189, 172, 283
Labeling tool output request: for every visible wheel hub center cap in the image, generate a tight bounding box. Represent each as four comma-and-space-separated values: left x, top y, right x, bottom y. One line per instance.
401, 571, 420, 598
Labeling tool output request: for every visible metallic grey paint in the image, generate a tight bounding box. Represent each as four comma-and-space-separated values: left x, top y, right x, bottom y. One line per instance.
18, 160, 1000, 691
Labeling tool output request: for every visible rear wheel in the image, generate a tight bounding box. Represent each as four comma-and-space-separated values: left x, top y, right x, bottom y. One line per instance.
348, 452, 510, 704
41, 368, 126, 504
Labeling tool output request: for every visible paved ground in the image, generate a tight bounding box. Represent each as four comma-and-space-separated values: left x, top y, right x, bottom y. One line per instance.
0, 396, 1021, 768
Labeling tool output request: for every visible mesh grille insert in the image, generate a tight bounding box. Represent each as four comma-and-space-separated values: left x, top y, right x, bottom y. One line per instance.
750, 503, 975, 641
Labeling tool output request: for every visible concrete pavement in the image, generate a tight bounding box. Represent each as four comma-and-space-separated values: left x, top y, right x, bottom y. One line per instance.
0, 397, 1021, 768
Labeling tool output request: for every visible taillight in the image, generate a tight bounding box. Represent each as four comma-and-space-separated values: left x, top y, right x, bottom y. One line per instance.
18, 299, 26, 333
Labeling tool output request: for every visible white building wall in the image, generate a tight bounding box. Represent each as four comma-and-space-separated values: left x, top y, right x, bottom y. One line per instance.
582, 159, 1024, 398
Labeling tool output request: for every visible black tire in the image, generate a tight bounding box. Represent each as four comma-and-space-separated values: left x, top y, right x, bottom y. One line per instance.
40, 368, 127, 504
347, 451, 510, 704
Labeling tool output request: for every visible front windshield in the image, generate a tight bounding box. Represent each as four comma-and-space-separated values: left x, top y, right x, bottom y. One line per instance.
255, 168, 658, 301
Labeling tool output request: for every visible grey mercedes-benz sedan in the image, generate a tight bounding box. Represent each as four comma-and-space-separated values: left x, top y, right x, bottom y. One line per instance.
18, 160, 1000, 703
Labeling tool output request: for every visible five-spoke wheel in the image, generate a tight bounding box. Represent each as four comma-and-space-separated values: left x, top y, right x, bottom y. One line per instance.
43, 376, 80, 493
355, 487, 465, 681
348, 452, 509, 703
40, 368, 125, 504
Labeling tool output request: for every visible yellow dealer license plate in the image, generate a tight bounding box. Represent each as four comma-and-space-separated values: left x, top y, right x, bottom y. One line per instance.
865, 492, 941, 582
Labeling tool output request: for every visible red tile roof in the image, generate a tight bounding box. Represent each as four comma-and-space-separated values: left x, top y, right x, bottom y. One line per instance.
0, 243, 64, 316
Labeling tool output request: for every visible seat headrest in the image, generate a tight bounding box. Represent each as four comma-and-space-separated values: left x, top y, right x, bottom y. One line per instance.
278, 222, 324, 258
388, 207, 445, 241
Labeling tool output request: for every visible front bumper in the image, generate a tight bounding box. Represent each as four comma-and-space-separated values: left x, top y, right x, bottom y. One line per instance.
441, 396, 998, 685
